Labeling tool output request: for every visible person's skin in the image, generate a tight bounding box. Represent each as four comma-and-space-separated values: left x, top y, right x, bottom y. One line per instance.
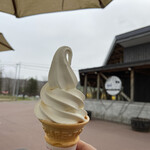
76, 140, 96, 150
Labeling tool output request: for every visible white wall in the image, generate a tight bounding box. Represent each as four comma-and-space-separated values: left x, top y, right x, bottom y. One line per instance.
85, 99, 150, 124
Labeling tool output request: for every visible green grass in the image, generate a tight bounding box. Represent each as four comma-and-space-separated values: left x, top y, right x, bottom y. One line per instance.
16, 97, 32, 101
0, 95, 37, 101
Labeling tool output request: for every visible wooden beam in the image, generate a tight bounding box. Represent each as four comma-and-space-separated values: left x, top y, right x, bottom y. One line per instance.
100, 73, 107, 80
97, 74, 100, 100
87, 81, 93, 98
120, 91, 131, 102
83, 74, 87, 98
130, 69, 134, 101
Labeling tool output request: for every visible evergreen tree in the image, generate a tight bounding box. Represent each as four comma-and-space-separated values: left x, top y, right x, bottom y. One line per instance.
25, 78, 38, 96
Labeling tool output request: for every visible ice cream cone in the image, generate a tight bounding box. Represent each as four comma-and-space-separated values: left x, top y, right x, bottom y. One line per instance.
34, 47, 90, 150
39, 116, 89, 149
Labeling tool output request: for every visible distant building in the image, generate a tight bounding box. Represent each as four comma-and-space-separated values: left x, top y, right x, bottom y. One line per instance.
79, 25, 150, 102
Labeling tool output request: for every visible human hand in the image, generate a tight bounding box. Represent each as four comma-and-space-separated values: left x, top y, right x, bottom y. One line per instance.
76, 140, 96, 150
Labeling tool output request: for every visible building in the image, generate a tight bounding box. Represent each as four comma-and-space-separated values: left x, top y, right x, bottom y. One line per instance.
80, 25, 150, 102
79, 26, 150, 124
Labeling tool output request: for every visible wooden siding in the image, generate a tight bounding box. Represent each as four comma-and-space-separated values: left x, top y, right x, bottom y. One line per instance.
124, 43, 150, 63
107, 44, 124, 65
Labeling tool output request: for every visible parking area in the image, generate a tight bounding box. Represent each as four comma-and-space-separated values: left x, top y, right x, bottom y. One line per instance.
0, 100, 150, 150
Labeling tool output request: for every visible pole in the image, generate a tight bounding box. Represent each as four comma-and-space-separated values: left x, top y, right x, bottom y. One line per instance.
12, 64, 18, 97
130, 69, 134, 101
83, 74, 87, 98
16, 63, 21, 98
97, 74, 100, 100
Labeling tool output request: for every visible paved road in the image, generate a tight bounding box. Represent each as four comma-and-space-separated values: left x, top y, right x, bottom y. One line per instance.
0, 100, 150, 150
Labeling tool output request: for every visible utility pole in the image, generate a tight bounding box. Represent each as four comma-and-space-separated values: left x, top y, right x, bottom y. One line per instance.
12, 64, 18, 97
16, 63, 21, 98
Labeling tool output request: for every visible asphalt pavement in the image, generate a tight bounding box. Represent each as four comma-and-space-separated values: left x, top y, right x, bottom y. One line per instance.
0, 100, 150, 150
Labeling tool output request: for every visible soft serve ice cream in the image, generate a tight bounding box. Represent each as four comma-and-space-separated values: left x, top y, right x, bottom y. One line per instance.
34, 46, 88, 124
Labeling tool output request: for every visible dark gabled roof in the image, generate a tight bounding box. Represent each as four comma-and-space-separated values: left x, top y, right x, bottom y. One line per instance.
116, 25, 150, 42
104, 25, 150, 65
79, 59, 150, 74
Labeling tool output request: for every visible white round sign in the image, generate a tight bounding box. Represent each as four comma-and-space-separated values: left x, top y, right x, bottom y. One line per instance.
105, 76, 122, 96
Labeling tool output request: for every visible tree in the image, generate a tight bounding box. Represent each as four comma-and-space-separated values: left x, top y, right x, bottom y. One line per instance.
25, 78, 38, 97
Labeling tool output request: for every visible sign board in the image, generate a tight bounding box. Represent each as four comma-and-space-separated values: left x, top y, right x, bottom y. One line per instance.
105, 76, 122, 96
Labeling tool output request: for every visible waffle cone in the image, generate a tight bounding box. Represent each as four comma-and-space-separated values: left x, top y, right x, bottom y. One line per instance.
39, 116, 89, 148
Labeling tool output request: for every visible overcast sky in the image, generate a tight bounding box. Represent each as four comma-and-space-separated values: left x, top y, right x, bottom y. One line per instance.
0, 0, 150, 81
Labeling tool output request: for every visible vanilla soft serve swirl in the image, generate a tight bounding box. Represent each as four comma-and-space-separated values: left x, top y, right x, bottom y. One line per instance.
34, 46, 87, 124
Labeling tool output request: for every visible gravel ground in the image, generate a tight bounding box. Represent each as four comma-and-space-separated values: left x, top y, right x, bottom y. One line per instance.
0, 100, 150, 150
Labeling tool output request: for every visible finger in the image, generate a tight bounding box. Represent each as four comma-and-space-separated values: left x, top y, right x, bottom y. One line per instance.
76, 140, 96, 150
